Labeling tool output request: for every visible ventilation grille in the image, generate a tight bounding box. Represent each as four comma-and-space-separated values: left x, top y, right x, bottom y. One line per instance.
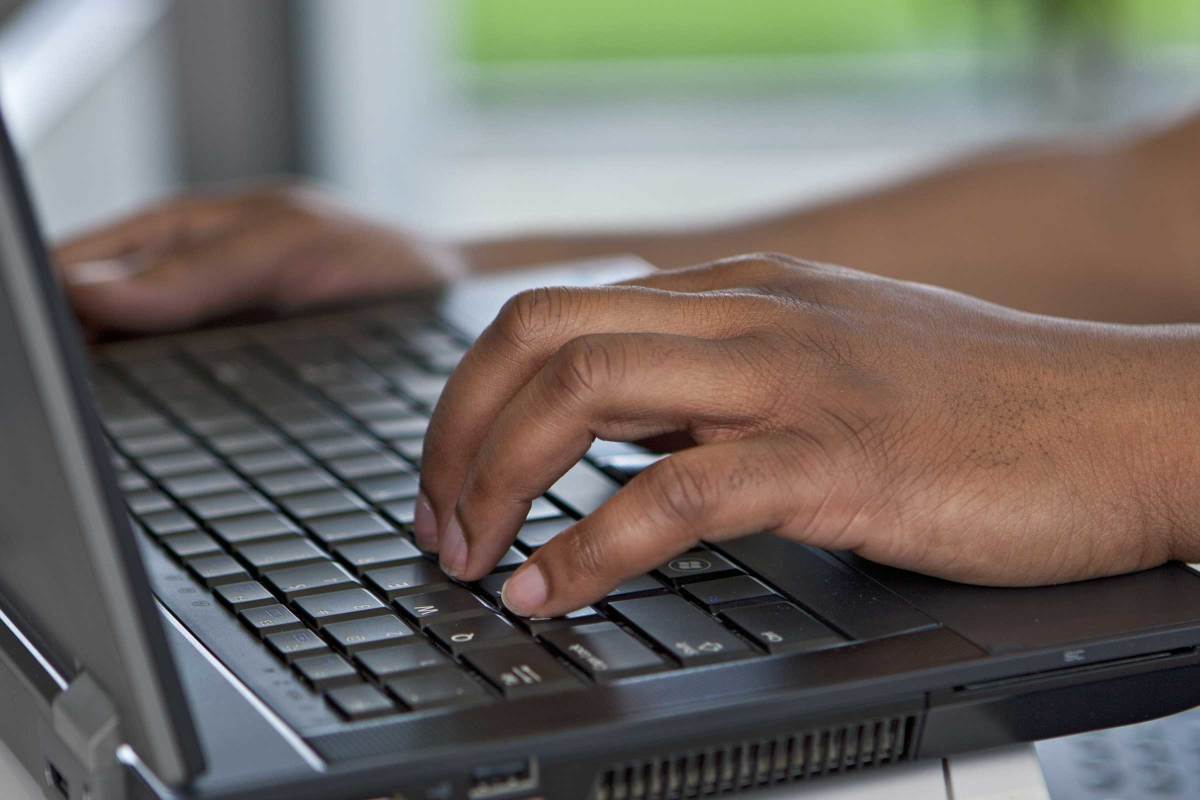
589, 715, 917, 800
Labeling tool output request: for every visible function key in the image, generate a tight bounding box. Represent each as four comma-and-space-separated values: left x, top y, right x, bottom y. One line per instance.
541, 622, 667, 682
263, 560, 359, 600
324, 614, 415, 653
682, 575, 777, 612
215, 580, 275, 611
463, 643, 581, 699
356, 641, 447, 681
240, 604, 303, 635
266, 629, 330, 662
387, 668, 490, 710
293, 652, 359, 690
427, 613, 525, 655
326, 683, 395, 721
394, 586, 490, 628
293, 588, 389, 627
609, 594, 751, 666
335, 536, 423, 573
365, 562, 448, 600
237, 537, 327, 573
720, 602, 847, 655
186, 553, 250, 587
655, 549, 740, 585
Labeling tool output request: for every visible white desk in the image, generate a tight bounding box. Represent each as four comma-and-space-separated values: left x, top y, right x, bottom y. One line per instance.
0, 737, 1049, 799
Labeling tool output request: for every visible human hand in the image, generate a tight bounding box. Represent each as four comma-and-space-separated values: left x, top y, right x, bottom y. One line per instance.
55, 186, 464, 334
416, 253, 1193, 617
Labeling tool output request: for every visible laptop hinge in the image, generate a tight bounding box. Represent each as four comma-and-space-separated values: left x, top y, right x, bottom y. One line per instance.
37, 671, 126, 800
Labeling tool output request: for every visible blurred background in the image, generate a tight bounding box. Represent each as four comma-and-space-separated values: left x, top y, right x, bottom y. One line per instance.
0, 0, 1198, 245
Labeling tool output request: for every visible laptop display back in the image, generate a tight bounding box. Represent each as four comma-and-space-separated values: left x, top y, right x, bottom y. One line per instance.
0, 108, 202, 782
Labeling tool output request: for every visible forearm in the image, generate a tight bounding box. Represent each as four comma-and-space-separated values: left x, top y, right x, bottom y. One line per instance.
462, 116, 1200, 323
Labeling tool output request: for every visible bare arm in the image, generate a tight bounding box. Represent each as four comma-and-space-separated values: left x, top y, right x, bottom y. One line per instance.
464, 114, 1200, 323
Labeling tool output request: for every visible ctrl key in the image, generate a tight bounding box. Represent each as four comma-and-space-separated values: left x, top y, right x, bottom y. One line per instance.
326, 683, 395, 721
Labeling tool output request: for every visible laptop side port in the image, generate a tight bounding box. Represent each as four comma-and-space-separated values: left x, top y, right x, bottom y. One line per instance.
468, 757, 539, 799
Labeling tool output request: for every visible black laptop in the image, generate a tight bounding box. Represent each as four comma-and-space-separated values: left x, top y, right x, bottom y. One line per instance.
1, 103, 1199, 800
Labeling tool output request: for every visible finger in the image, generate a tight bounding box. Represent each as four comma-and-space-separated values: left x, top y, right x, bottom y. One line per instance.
443, 332, 761, 579
416, 285, 755, 551
499, 434, 848, 617
54, 195, 243, 266
66, 215, 301, 333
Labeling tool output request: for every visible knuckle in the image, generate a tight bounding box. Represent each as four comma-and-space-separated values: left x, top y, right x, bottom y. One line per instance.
549, 335, 627, 404
495, 286, 582, 353
645, 456, 716, 525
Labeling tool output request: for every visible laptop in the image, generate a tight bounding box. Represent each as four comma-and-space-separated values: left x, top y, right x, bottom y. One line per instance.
2, 105, 1200, 800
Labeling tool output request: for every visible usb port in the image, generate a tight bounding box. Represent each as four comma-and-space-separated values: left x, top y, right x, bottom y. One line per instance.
468, 757, 538, 799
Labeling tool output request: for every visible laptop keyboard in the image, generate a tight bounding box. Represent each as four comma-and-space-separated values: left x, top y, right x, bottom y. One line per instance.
90, 307, 857, 722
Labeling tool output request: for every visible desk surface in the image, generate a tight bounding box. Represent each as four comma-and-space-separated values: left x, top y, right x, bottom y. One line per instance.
0, 737, 1049, 800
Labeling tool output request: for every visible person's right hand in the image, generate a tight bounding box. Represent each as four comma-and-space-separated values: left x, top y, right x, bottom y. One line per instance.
55, 186, 464, 335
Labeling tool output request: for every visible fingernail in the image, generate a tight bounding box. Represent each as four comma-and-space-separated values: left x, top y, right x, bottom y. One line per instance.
440, 515, 468, 578
501, 564, 547, 617
413, 492, 437, 552
66, 258, 141, 286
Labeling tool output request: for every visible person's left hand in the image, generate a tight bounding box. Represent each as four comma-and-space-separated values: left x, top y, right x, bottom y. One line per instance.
414, 253, 1193, 618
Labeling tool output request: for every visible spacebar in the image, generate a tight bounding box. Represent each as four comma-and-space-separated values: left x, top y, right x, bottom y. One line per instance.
719, 535, 938, 641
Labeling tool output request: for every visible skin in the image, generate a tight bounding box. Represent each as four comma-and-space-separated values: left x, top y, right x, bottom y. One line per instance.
54, 113, 1200, 617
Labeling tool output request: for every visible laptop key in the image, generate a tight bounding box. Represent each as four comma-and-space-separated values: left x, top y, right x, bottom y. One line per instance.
210, 512, 300, 545
547, 460, 619, 517
475, 574, 509, 608
381, 498, 417, 526
240, 604, 303, 635
230, 447, 311, 475
521, 606, 604, 636
394, 586, 490, 628
329, 452, 412, 481
188, 489, 273, 520
294, 588, 389, 627
325, 614, 415, 653
126, 488, 175, 515
255, 467, 338, 497
238, 537, 327, 573
215, 580, 275, 611
326, 684, 394, 721
655, 549, 740, 585
464, 643, 581, 699
364, 416, 428, 440
365, 562, 449, 599
264, 561, 359, 600
605, 575, 666, 600
428, 613, 525, 655
138, 509, 197, 538
515, 518, 572, 551
610, 594, 752, 666
388, 668, 489, 710
163, 531, 222, 559
350, 472, 421, 503
294, 653, 359, 690
307, 511, 398, 546
356, 641, 447, 680
682, 575, 777, 611
335, 536, 423, 573
542, 621, 668, 682
526, 497, 563, 521
209, 428, 285, 456
721, 602, 847, 655
279, 488, 366, 519
139, 449, 219, 478
186, 553, 250, 586
266, 629, 330, 662
161, 470, 245, 498
494, 547, 526, 571
121, 431, 192, 457
305, 433, 380, 460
